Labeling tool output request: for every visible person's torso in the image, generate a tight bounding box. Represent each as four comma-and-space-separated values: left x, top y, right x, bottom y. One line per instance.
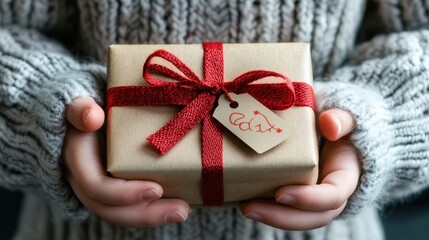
0, 0, 367, 76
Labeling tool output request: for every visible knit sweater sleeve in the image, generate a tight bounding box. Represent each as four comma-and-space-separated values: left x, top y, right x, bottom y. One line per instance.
0, 26, 105, 219
315, 30, 429, 217
376, 0, 429, 31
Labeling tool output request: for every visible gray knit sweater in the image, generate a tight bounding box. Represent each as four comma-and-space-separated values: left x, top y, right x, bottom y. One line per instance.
1, 0, 429, 239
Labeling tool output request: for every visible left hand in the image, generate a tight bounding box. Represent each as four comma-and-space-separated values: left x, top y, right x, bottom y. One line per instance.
240, 108, 360, 230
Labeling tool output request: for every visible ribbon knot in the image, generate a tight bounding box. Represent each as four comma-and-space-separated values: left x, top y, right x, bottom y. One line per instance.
106, 42, 316, 205
210, 84, 223, 95
142, 43, 300, 156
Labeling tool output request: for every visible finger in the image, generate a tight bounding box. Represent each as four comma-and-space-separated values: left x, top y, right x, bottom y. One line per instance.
241, 201, 346, 231
64, 126, 163, 205
275, 140, 360, 211
68, 175, 190, 228
66, 97, 105, 132
319, 109, 354, 141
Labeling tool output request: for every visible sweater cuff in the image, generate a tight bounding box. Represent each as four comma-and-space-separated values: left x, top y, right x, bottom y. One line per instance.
314, 81, 394, 217
0, 26, 105, 219
314, 30, 429, 218
35, 66, 106, 219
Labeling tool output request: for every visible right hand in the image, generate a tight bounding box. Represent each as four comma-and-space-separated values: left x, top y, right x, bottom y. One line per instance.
63, 97, 190, 228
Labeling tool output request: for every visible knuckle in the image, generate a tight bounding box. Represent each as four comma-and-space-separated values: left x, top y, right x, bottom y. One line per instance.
136, 205, 167, 228
89, 203, 111, 223
314, 215, 334, 229
84, 181, 99, 201
115, 182, 135, 203
320, 217, 333, 227
331, 196, 346, 210
322, 185, 347, 210
98, 209, 115, 225
316, 206, 344, 228
136, 215, 154, 228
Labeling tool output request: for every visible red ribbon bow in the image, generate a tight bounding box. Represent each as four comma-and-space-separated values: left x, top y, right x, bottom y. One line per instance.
107, 42, 315, 205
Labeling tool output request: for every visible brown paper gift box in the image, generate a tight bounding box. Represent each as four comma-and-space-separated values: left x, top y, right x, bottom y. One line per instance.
107, 43, 319, 205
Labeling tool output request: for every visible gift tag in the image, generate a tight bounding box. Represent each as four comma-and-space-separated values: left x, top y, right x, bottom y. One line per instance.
213, 93, 291, 154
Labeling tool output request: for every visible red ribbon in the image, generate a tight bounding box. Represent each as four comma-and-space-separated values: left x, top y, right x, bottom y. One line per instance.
107, 42, 316, 206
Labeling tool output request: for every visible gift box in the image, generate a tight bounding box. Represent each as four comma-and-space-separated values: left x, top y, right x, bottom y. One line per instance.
107, 42, 319, 206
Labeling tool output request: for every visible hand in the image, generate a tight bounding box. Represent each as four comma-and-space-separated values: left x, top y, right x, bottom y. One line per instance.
63, 97, 190, 228
240, 109, 359, 230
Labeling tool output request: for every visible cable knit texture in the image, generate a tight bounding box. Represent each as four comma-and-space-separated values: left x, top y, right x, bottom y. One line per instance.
76, 0, 365, 76
0, 26, 106, 218
316, 31, 429, 216
377, 0, 429, 31
1, 0, 429, 240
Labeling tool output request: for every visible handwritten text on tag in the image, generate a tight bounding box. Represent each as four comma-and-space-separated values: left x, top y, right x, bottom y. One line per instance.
213, 93, 291, 153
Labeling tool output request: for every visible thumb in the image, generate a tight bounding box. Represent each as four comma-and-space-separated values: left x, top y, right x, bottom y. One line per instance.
319, 109, 355, 141
66, 97, 105, 132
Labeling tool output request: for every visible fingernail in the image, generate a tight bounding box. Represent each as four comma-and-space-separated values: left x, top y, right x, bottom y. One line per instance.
333, 115, 342, 138
277, 194, 295, 205
245, 212, 262, 222
244, 212, 262, 222
82, 108, 91, 128
140, 189, 161, 201
164, 210, 187, 223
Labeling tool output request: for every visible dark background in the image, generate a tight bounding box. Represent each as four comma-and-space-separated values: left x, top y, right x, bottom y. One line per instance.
1, 188, 429, 240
